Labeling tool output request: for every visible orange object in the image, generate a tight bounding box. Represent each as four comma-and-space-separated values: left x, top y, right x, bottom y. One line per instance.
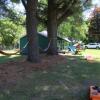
90, 86, 100, 100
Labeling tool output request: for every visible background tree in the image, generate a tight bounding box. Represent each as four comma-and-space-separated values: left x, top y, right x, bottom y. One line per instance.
47, 0, 58, 55
88, 7, 100, 42
0, 0, 92, 62
0, 0, 25, 47
0, 0, 9, 17
58, 15, 88, 41
38, 0, 91, 55
10, 0, 40, 63
0, 18, 24, 47
1, 0, 40, 63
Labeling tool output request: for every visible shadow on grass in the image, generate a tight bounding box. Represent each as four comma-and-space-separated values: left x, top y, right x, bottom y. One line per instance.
0, 54, 99, 100
0, 54, 24, 64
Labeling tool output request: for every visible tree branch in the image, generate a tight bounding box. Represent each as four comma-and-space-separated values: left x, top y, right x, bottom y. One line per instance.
57, 0, 78, 25
83, 0, 89, 6
57, 10, 73, 25
21, 0, 27, 10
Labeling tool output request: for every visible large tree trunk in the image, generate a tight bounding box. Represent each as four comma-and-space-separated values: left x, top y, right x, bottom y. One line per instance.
26, 0, 40, 63
47, 0, 58, 55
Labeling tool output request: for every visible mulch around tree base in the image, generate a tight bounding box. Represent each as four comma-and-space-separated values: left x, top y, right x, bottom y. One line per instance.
0, 54, 67, 88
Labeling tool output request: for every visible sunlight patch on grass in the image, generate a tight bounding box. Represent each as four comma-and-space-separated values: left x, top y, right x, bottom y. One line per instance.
0, 50, 22, 63
81, 49, 100, 62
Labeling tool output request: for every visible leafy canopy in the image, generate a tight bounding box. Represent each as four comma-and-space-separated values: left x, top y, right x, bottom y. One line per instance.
0, 18, 25, 46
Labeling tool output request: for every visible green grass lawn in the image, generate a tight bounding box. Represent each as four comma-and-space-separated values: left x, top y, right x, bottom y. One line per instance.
0, 55, 22, 63
0, 50, 24, 63
81, 49, 100, 62
0, 49, 100, 100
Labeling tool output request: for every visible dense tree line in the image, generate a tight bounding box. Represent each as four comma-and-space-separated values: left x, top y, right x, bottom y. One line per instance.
89, 7, 100, 42
0, 0, 25, 47
89, 7, 100, 34
58, 16, 88, 41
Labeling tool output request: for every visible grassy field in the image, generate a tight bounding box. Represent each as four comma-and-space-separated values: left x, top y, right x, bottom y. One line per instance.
0, 50, 23, 63
0, 55, 22, 63
0, 49, 100, 100
81, 49, 100, 62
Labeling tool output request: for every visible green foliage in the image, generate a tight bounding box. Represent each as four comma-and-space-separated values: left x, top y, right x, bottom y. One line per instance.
37, 24, 45, 32
37, 0, 91, 25
10, 0, 20, 3
0, 0, 25, 46
0, 0, 91, 44
88, 7, 100, 42
89, 12, 100, 34
0, 0, 25, 25
7, 8, 25, 25
0, 18, 25, 46
39, 0, 47, 4
58, 16, 89, 41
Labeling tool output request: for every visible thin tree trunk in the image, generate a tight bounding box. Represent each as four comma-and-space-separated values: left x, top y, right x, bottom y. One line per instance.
26, 0, 40, 63
47, 0, 58, 55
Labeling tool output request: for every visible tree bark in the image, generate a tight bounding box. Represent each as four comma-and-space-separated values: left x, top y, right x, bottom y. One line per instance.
26, 0, 40, 63
47, 0, 58, 55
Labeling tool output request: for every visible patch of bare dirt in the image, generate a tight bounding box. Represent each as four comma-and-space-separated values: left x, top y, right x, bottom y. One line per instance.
0, 54, 67, 88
